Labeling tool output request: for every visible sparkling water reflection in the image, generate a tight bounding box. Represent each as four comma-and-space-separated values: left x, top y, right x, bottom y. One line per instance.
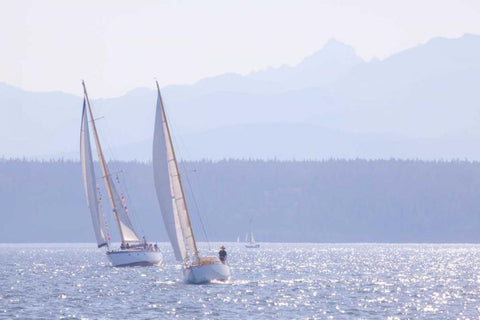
1, 243, 480, 319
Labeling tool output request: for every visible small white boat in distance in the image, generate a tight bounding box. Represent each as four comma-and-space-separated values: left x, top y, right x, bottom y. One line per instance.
80, 81, 162, 267
245, 219, 260, 248
152, 81, 230, 284
245, 232, 260, 248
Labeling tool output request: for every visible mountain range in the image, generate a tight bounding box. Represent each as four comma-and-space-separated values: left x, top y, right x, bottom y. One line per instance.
2, 34, 480, 160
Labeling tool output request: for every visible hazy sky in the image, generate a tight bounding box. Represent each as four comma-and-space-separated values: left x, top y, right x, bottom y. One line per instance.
2, 0, 480, 97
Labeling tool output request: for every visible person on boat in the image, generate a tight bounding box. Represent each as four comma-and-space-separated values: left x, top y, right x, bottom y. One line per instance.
154, 243, 158, 252
143, 236, 147, 249
219, 246, 227, 263
126, 242, 130, 249
120, 242, 125, 250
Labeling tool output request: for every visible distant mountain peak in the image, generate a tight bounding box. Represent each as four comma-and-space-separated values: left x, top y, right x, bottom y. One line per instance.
323, 38, 355, 51
299, 39, 363, 68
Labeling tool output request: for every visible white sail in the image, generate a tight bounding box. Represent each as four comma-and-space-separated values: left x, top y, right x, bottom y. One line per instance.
250, 232, 255, 244
153, 82, 198, 262
82, 82, 140, 244
80, 99, 107, 248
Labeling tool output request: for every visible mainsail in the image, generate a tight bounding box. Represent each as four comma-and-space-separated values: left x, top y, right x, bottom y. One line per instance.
82, 82, 140, 243
153, 81, 198, 262
80, 99, 107, 248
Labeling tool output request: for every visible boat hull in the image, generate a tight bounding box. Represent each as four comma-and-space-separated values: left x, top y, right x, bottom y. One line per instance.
245, 244, 260, 248
107, 249, 162, 267
184, 261, 231, 284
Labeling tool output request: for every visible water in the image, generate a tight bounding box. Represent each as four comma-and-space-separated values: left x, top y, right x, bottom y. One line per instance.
1, 243, 480, 319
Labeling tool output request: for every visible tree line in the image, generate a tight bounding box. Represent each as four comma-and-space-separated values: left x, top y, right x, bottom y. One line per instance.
1, 158, 480, 243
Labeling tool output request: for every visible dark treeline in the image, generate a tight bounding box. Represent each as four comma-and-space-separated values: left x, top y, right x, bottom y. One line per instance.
1, 158, 480, 243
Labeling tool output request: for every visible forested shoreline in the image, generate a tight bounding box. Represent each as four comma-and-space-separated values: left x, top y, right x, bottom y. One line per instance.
1, 158, 480, 243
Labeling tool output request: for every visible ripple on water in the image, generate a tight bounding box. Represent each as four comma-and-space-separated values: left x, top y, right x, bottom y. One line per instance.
1, 243, 480, 319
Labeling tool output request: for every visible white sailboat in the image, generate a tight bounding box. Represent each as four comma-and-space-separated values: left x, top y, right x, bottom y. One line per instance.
152, 81, 231, 283
80, 81, 162, 267
245, 219, 260, 248
245, 232, 260, 248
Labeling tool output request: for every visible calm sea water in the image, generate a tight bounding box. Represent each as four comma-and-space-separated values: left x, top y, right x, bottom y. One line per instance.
1, 243, 480, 319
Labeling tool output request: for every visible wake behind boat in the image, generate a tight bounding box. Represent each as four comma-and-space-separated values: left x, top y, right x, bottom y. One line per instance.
80, 81, 162, 267
152, 81, 230, 284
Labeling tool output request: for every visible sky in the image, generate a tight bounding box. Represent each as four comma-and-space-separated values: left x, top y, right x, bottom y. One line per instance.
1, 0, 480, 98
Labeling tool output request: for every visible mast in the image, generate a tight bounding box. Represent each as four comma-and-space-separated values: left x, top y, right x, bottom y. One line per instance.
81, 81, 126, 242
155, 81, 199, 261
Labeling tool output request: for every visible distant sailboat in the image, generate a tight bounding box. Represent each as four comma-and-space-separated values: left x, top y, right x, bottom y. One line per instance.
80, 81, 162, 267
245, 219, 260, 248
245, 232, 260, 248
152, 81, 231, 283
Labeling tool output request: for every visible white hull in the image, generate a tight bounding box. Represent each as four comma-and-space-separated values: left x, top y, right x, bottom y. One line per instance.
184, 260, 231, 284
107, 249, 162, 267
245, 243, 260, 248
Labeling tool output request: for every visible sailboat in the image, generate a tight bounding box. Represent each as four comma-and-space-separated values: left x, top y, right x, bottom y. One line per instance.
80, 81, 162, 267
245, 232, 260, 248
245, 220, 260, 248
152, 81, 231, 283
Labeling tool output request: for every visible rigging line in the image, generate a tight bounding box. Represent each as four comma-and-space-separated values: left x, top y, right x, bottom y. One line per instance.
114, 169, 145, 239
92, 100, 146, 238
175, 138, 212, 249
90, 100, 124, 172
118, 169, 146, 237
180, 160, 211, 250
167, 119, 212, 242
162, 103, 211, 249
183, 163, 212, 246
97, 112, 120, 166
101, 112, 150, 239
